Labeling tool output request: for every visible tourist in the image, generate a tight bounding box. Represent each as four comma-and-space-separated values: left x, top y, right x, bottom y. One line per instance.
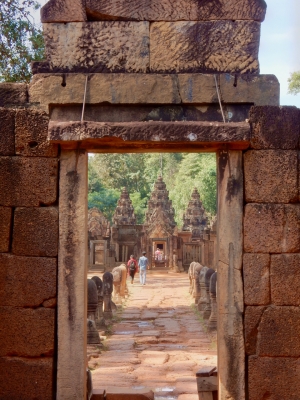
127, 254, 138, 284
138, 251, 149, 285
155, 247, 161, 261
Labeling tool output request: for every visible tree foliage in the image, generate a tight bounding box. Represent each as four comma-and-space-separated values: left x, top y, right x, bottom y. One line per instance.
88, 153, 217, 226
288, 71, 300, 95
0, 0, 45, 82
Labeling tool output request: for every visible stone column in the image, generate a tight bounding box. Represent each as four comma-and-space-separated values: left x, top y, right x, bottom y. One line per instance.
57, 149, 88, 400
208, 272, 217, 331
217, 150, 244, 400
91, 276, 104, 329
203, 268, 215, 319
112, 266, 122, 304
194, 263, 203, 304
103, 271, 114, 319
198, 266, 208, 311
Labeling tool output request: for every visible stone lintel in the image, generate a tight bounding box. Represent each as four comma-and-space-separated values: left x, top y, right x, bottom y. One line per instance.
29, 73, 280, 114
48, 120, 250, 151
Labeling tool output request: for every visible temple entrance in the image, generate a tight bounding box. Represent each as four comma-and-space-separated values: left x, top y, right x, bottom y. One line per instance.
152, 239, 167, 268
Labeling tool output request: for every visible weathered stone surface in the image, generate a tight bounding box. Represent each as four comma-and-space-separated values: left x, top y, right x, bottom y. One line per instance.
85, 0, 266, 21
257, 306, 300, 357
0, 157, 58, 207
248, 356, 300, 400
12, 207, 58, 257
219, 74, 279, 106
270, 254, 300, 306
245, 306, 266, 355
0, 83, 27, 107
217, 151, 245, 400
0, 108, 15, 156
15, 109, 58, 157
150, 21, 260, 74
244, 204, 300, 253
0, 254, 57, 307
41, 0, 86, 22
178, 74, 279, 106
0, 357, 54, 400
243, 253, 270, 305
29, 74, 181, 111
30, 73, 278, 112
105, 387, 154, 400
244, 150, 298, 203
0, 307, 55, 357
249, 106, 300, 149
48, 120, 250, 151
0, 207, 12, 252
57, 150, 88, 399
43, 22, 149, 73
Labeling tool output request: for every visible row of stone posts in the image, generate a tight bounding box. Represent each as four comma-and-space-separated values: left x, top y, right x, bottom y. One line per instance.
87, 264, 129, 344
188, 262, 217, 331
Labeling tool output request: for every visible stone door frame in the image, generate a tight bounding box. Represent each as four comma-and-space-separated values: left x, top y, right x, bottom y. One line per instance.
57, 142, 244, 400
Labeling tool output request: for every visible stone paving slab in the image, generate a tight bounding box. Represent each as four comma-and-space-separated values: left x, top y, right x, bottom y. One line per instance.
90, 274, 217, 397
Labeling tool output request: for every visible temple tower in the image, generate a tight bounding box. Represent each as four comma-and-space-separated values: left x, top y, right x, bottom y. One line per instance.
182, 188, 207, 240
113, 187, 136, 225
144, 176, 176, 268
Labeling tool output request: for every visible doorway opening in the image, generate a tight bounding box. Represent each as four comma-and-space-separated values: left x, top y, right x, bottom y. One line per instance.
86, 151, 218, 398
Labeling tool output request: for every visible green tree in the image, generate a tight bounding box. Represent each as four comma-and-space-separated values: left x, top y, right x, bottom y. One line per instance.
169, 153, 217, 226
288, 71, 300, 95
0, 0, 45, 82
88, 159, 120, 221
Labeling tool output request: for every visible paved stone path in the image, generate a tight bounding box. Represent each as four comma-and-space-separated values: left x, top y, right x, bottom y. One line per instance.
88, 272, 217, 400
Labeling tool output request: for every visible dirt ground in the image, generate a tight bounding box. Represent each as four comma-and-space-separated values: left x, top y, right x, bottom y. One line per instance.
87, 271, 217, 400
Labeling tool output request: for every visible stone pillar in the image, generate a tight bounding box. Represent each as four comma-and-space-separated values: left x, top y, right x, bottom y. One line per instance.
87, 280, 101, 345
188, 261, 196, 294
91, 276, 104, 329
103, 271, 113, 319
57, 149, 88, 400
119, 263, 128, 297
203, 268, 215, 319
197, 266, 208, 311
87, 279, 98, 321
217, 150, 244, 400
112, 266, 122, 304
193, 263, 203, 304
208, 272, 217, 331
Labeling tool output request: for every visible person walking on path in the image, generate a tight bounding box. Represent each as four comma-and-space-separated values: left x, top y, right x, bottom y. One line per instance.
138, 251, 149, 285
127, 255, 138, 284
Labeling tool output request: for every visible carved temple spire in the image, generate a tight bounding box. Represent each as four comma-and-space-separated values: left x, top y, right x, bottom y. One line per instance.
145, 176, 176, 236
88, 207, 110, 240
113, 187, 136, 225
182, 187, 207, 238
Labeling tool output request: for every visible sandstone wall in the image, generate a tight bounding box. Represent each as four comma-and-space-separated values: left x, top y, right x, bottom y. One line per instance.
0, 105, 58, 400
244, 106, 300, 400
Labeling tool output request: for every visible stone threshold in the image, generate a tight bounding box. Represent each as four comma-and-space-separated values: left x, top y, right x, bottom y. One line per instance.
48, 120, 250, 151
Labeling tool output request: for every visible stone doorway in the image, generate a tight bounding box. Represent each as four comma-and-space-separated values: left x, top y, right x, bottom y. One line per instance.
57, 139, 244, 399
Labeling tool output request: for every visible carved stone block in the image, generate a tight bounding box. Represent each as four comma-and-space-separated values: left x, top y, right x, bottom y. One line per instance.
0, 157, 58, 207
0, 108, 15, 156
43, 22, 149, 73
150, 21, 260, 74
244, 150, 298, 203
12, 207, 58, 257
244, 204, 300, 254
85, 0, 266, 22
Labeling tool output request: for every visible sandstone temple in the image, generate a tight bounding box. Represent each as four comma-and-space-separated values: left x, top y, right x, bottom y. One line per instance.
88, 177, 217, 271
0, 0, 300, 399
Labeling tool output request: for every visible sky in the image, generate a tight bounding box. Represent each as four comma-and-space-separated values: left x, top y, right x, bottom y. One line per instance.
32, 0, 300, 107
